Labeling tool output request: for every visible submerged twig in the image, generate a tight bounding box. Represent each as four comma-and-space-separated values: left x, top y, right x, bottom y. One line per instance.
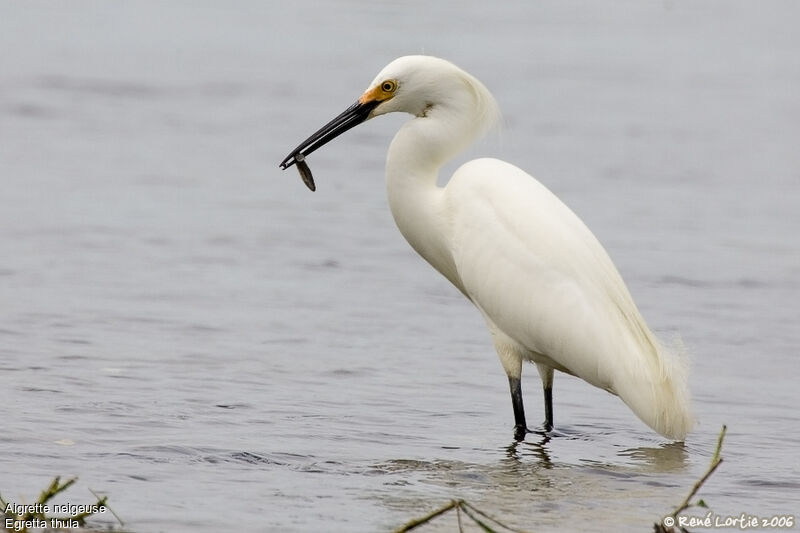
1, 476, 119, 533
89, 487, 125, 527
38, 476, 78, 511
392, 499, 534, 533
672, 425, 726, 517
655, 425, 728, 533
392, 500, 458, 532
461, 501, 531, 533
459, 503, 498, 532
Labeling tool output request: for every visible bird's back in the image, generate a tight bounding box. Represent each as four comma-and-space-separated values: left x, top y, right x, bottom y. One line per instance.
443, 157, 692, 439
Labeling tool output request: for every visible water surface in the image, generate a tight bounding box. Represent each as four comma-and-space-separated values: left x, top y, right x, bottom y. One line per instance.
1, 1, 798, 531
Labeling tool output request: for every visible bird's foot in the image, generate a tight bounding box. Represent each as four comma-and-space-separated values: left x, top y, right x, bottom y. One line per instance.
512, 424, 529, 441
524, 421, 553, 438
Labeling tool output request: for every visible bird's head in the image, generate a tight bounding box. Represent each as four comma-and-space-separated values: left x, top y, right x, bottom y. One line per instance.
360, 55, 480, 119
279, 55, 500, 179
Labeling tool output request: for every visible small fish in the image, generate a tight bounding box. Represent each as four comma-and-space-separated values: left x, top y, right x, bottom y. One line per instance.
294, 153, 315, 192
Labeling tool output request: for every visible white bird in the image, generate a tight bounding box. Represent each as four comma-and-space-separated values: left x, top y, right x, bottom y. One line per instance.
280, 56, 693, 441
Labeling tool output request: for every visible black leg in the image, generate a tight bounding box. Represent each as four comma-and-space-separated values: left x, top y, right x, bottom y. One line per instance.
508, 376, 528, 440
543, 385, 553, 432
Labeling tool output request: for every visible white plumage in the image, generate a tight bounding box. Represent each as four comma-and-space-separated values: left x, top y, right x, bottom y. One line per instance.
281, 55, 693, 441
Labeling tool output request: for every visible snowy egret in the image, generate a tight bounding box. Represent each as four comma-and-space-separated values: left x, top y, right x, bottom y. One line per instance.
280, 56, 693, 441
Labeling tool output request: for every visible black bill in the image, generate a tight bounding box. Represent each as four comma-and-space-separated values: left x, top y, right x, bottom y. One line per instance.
279, 99, 379, 173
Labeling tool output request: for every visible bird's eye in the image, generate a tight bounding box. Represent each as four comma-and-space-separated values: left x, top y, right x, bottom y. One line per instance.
381, 80, 397, 93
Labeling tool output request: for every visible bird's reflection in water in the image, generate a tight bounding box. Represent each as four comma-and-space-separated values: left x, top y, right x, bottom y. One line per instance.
503, 426, 689, 476
505, 429, 554, 470
373, 429, 688, 491
374, 431, 690, 532
618, 440, 689, 473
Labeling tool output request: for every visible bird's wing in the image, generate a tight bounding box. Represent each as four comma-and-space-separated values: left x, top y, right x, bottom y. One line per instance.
444, 158, 652, 389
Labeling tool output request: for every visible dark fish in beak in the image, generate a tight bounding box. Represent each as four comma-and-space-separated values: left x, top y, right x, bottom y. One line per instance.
294, 153, 315, 192
279, 99, 379, 191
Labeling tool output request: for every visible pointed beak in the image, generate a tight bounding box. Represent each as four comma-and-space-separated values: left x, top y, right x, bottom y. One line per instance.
279, 99, 380, 170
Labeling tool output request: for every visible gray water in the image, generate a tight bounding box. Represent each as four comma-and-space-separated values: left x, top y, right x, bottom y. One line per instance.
1, 1, 798, 532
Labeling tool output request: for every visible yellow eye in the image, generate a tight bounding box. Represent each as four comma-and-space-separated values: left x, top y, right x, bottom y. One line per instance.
381, 80, 397, 93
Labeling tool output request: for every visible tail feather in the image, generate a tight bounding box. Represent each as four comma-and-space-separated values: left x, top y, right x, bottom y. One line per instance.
616, 334, 693, 440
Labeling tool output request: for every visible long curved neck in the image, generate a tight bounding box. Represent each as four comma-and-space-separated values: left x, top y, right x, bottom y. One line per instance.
385, 110, 478, 291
